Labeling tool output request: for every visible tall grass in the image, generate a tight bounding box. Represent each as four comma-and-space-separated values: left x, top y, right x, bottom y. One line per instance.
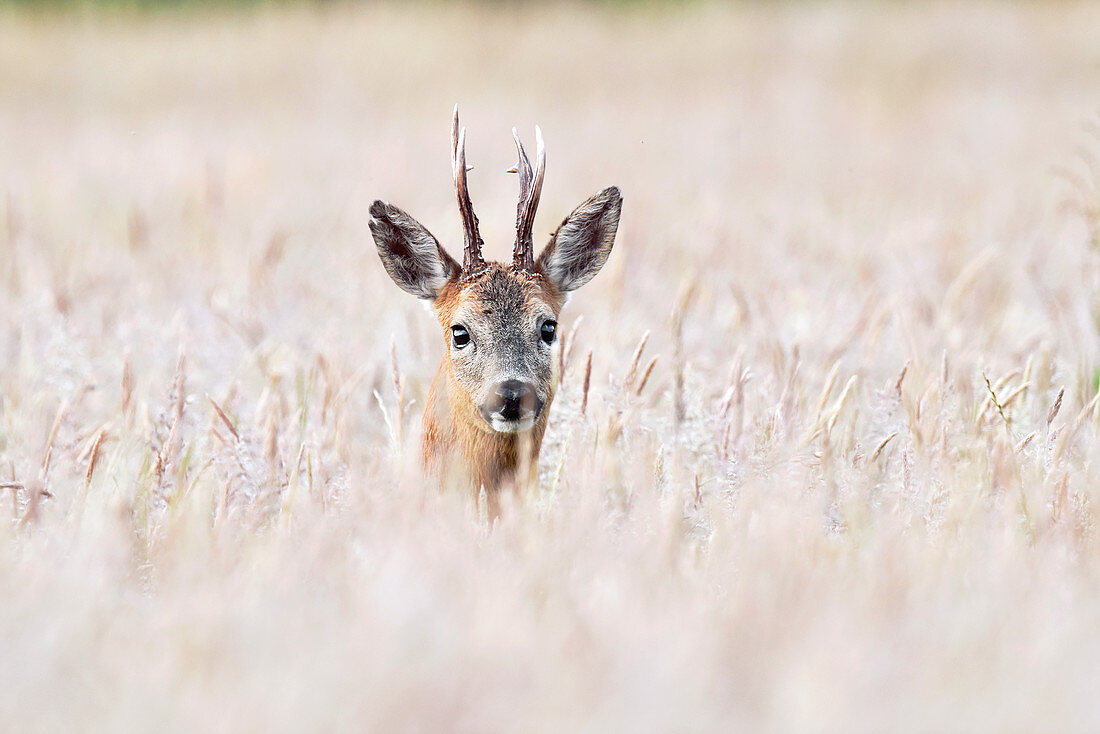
2, 2, 1100, 731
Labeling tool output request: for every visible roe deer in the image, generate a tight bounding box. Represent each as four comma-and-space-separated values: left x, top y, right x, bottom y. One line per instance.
370, 106, 622, 508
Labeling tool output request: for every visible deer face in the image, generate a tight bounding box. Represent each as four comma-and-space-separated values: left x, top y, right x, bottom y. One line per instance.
370, 107, 621, 435
437, 265, 562, 432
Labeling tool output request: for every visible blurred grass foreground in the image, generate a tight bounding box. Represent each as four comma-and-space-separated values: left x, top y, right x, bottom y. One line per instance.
3, 1, 1100, 732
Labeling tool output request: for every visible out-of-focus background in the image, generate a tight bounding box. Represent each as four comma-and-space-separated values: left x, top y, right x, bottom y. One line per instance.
2, 2, 1100, 731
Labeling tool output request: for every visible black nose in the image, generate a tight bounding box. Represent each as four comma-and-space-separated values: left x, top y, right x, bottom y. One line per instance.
491, 380, 536, 421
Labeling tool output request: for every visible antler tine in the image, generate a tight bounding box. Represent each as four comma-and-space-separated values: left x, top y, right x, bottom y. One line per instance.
512, 125, 546, 273
511, 126, 533, 200
452, 105, 485, 274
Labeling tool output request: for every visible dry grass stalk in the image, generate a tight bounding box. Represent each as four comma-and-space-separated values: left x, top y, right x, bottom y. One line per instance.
560, 315, 584, 381
981, 372, 1011, 425
207, 394, 240, 443
373, 390, 398, 446
580, 350, 593, 416
121, 352, 135, 425
43, 402, 69, 471
815, 362, 842, 422
1050, 391, 1100, 466
624, 330, 650, 389
1047, 386, 1065, 427
895, 360, 910, 398
389, 338, 406, 446
670, 280, 696, 429
982, 372, 1034, 541
634, 356, 658, 396
871, 431, 898, 462
83, 427, 107, 489
1000, 382, 1030, 411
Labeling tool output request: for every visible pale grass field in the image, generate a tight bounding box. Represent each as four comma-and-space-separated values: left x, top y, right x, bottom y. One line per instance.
2, 2, 1100, 731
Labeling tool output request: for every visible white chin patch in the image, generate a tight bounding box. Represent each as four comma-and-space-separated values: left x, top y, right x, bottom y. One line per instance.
489, 415, 536, 434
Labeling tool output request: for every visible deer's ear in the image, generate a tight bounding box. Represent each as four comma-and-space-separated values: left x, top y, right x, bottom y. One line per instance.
537, 187, 622, 293
370, 200, 460, 300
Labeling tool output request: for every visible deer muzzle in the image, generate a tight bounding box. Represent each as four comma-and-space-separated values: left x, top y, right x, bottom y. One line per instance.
481, 379, 544, 432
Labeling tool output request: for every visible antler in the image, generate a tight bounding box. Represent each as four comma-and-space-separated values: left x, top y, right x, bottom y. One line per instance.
511, 125, 545, 274
452, 105, 486, 275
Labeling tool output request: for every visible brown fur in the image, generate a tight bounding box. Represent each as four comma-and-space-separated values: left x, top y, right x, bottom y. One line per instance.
423, 264, 564, 505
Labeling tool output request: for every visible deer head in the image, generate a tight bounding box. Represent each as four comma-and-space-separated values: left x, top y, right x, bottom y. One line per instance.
370, 107, 621, 454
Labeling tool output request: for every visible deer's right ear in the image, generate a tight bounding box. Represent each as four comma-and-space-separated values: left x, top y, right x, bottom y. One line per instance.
370, 200, 460, 300
537, 187, 622, 293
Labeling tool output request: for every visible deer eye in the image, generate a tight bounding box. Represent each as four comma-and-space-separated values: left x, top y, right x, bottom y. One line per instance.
540, 321, 557, 344
451, 325, 470, 348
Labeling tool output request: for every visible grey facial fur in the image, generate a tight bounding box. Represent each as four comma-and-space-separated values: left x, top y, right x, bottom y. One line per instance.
446, 269, 558, 430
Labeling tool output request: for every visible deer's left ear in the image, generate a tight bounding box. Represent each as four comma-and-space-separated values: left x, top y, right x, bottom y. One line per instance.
537, 186, 622, 293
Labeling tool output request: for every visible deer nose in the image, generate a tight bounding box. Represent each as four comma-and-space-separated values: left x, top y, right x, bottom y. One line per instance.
489, 379, 539, 422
